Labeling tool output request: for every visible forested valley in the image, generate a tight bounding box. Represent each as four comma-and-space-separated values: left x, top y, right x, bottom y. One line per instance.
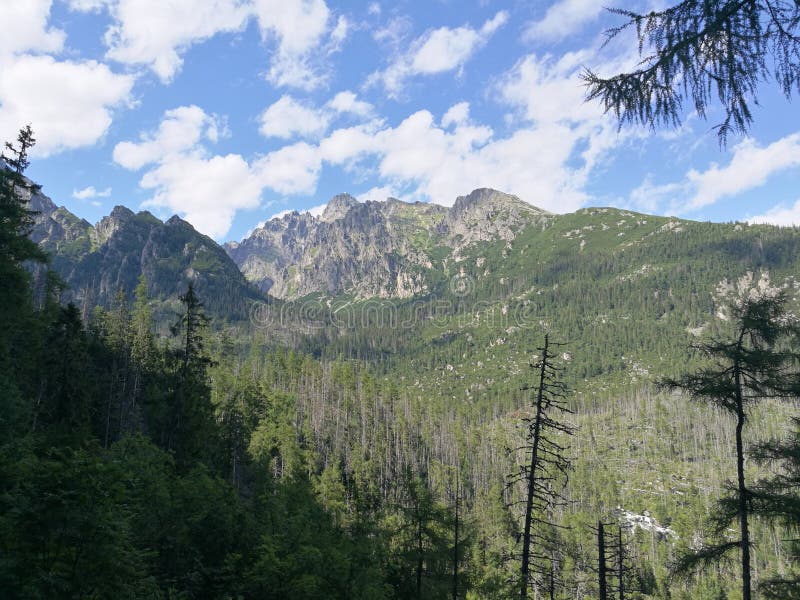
3, 127, 800, 600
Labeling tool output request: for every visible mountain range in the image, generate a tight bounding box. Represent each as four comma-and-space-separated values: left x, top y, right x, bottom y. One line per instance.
28, 183, 800, 363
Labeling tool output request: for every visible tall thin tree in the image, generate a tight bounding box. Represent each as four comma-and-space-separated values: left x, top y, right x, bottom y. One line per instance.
666, 291, 799, 600
508, 335, 574, 599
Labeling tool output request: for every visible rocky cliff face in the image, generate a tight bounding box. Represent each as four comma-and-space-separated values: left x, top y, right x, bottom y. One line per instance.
29, 188, 262, 319
226, 188, 550, 299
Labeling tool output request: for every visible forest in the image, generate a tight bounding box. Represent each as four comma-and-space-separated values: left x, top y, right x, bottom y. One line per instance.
3, 124, 800, 600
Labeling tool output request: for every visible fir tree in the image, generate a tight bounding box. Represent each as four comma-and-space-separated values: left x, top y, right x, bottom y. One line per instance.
583, 1, 800, 144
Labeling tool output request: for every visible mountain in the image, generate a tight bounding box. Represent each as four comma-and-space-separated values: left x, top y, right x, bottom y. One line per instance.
225, 188, 550, 299
26, 185, 263, 320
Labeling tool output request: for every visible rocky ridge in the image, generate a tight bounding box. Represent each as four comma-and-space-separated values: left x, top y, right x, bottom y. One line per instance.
28, 187, 261, 319
225, 188, 551, 299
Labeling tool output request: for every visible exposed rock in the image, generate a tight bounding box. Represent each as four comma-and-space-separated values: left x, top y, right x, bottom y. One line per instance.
28, 187, 261, 319
226, 188, 551, 300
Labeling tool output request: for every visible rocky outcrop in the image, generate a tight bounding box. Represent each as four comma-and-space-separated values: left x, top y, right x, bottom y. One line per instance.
28, 188, 262, 318
226, 188, 550, 299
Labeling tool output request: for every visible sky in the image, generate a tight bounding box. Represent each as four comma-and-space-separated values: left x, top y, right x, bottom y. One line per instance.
3, 0, 800, 242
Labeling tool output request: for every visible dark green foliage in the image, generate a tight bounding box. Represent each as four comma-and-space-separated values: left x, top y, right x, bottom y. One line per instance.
583, 1, 800, 143
665, 293, 800, 600
6, 126, 800, 598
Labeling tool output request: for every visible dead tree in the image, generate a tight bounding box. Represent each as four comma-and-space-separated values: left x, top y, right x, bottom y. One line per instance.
508, 335, 574, 599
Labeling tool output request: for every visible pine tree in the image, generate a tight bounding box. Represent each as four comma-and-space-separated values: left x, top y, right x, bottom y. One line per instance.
583, 2, 800, 144
666, 291, 800, 600
169, 283, 216, 469
751, 418, 800, 599
0, 127, 47, 438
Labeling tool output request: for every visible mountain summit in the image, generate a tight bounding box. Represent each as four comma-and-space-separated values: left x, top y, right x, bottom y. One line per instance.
28, 187, 261, 319
225, 188, 550, 299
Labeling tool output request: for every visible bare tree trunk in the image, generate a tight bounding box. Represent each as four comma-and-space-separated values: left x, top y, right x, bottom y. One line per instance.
520, 335, 549, 599
617, 526, 625, 600
598, 521, 608, 600
453, 477, 459, 600
735, 356, 752, 600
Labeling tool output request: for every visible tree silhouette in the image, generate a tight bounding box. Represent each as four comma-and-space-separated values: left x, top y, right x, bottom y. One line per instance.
583, 2, 800, 144
508, 335, 574, 599
665, 291, 800, 600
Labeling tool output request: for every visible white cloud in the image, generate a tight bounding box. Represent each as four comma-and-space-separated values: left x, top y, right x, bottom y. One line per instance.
114, 105, 327, 238
329, 15, 349, 47
627, 133, 800, 215
253, 141, 321, 195
73, 185, 112, 199
313, 107, 593, 211
328, 91, 372, 117
628, 176, 686, 214
369, 11, 508, 95
113, 105, 220, 169
103, 0, 250, 82
253, 0, 341, 89
357, 184, 403, 203
260, 46, 629, 213
441, 102, 470, 128
267, 202, 327, 221
524, 0, 604, 43
67, 0, 110, 11
258, 92, 373, 140
749, 199, 800, 227
686, 134, 800, 209
0, 0, 65, 58
78, 0, 344, 86
141, 153, 265, 238
0, 55, 134, 157
307, 203, 328, 217
258, 95, 330, 139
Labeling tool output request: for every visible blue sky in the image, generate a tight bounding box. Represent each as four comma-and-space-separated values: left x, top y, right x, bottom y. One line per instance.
3, 0, 799, 242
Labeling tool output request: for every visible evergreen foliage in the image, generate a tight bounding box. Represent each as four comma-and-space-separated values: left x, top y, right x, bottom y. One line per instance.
583, 1, 800, 143
3, 127, 800, 598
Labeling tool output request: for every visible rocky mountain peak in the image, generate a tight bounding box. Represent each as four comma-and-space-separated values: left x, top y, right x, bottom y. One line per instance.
449, 188, 545, 219
226, 188, 550, 300
321, 193, 359, 222
446, 188, 550, 248
94, 206, 135, 245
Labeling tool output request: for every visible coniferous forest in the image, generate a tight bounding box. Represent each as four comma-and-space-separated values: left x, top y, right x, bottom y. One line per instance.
3, 115, 800, 600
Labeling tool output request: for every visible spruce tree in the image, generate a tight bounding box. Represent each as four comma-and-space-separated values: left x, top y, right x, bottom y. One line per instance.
169, 283, 216, 469
666, 291, 800, 600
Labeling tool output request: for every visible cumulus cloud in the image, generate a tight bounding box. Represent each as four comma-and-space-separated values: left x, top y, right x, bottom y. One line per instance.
749, 199, 800, 227
253, 0, 344, 89
114, 105, 329, 238
73, 185, 112, 199
328, 91, 372, 117
140, 153, 266, 238
441, 102, 470, 128
258, 91, 373, 140
113, 105, 221, 169
686, 134, 800, 209
258, 96, 331, 139
369, 11, 508, 95
102, 0, 250, 82
524, 0, 604, 43
629, 133, 800, 214
0, 0, 65, 59
253, 142, 321, 195
89, 0, 343, 86
0, 55, 134, 157
251, 47, 629, 213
